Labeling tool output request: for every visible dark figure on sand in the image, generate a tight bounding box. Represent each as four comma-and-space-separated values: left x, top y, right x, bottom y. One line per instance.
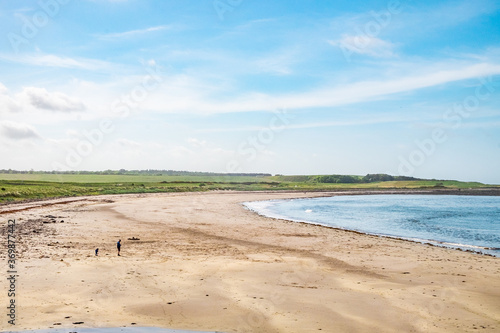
117, 239, 121, 256
95, 248, 99, 256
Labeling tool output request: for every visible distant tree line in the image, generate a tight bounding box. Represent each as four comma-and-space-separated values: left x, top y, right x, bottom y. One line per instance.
312, 174, 420, 184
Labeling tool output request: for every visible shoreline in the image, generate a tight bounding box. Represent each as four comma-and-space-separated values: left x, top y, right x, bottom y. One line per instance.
242, 195, 500, 257
1, 191, 499, 332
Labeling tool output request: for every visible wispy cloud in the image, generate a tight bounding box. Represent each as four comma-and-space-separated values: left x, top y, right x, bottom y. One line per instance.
284, 62, 500, 110
403, 0, 500, 31
141, 61, 500, 115
0, 53, 111, 71
198, 116, 410, 133
212, 19, 277, 41
97, 25, 173, 39
253, 48, 299, 75
329, 36, 396, 58
325, 0, 500, 49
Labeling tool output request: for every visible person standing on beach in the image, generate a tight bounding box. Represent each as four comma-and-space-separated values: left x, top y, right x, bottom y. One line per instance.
117, 239, 121, 256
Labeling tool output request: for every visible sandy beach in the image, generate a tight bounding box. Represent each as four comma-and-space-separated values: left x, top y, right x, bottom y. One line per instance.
1, 191, 499, 333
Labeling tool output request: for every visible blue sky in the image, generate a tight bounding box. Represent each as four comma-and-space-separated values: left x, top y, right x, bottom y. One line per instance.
1, 0, 500, 183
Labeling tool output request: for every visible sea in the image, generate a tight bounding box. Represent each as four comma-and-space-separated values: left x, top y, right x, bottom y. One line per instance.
244, 194, 500, 257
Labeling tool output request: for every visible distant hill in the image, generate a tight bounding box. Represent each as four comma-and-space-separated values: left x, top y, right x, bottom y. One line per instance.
272, 173, 421, 184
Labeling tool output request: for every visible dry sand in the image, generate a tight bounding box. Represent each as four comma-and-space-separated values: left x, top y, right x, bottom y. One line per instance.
0, 191, 499, 333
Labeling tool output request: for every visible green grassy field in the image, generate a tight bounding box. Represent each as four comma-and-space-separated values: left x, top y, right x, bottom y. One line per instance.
0, 173, 269, 183
0, 173, 496, 203
0, 178, 281, 202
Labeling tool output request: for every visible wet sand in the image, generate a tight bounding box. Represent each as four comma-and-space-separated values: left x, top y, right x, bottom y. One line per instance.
1, 191, 499, 332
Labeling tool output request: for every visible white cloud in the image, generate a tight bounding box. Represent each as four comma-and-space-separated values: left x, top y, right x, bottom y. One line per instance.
21, 87, 86, 112
140, 61, 500, 114
275, 62, 500, 111
187, 137, 207, 148
4, 57, 497, 124
0, 121, 40, 140
330, 35, 396, 58
3, 58, 495, 121
116, 138, 140, 147
0, 83, 22, 112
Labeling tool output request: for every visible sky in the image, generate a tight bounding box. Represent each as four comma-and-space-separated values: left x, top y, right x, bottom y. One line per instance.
0, 0, 500, 184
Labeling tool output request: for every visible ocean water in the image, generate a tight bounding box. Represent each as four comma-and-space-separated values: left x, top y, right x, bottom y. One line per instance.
244, 195, 500, 256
